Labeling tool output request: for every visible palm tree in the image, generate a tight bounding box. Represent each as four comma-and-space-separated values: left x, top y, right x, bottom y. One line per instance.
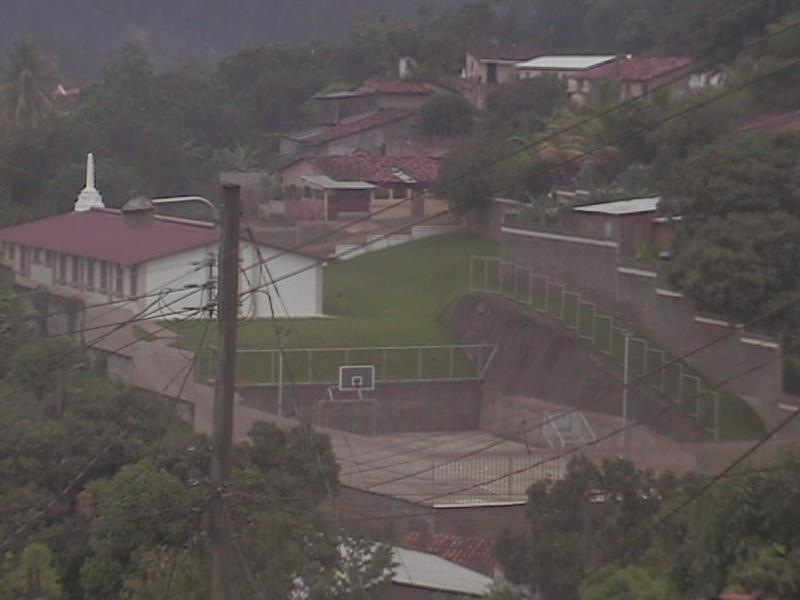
0, 37, 59, 129
535, 81, 626, 186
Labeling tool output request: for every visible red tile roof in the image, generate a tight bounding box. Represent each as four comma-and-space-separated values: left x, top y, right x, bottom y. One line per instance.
740, 111, 800, 133
401, 532, 498, 576
0, 209, 320, 265
309, 155, 441, 185
580, 57, 693, 82
314, 109, 417, 143
364, 80, 433, 95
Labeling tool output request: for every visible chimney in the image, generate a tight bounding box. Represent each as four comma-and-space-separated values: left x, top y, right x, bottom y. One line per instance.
74, 153, 105, 212
121, 194, 155, 228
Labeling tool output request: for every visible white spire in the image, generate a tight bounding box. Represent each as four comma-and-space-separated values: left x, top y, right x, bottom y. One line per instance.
74, 152, 104, 212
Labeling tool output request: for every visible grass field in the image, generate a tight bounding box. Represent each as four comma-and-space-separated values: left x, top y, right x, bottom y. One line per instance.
178, 232, 500, 382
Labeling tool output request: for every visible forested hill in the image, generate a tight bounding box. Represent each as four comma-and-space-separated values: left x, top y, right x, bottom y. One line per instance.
1, 0, 466, 81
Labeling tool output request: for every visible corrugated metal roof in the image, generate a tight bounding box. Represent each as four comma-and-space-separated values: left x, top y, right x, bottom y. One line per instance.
392, 547, 493, 597
515, 55, 616, 71
573, 196, 661, 216
302, 175, 376, 190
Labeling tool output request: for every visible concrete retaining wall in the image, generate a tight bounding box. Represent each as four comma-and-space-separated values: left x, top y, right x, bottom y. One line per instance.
499, 223, 791, 422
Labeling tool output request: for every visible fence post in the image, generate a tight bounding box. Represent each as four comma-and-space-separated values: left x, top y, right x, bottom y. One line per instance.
470, 256, 475, 292
544, 278, 549, 314
512, 264, 518, 300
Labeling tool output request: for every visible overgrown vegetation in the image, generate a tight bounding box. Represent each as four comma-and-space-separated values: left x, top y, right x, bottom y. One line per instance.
496, 454, 800, 600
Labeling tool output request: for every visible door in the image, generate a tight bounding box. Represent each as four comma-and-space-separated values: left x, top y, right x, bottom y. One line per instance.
487, 62, 498, 84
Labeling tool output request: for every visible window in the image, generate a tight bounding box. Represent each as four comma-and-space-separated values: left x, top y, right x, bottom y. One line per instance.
59, 254, 67, 282
45, 251, 53, 267
304, 186, 313, 199
129, 265, 138, 297
99, 261, 108, 292
86, 260, 95, 289
72, 256, 80, 286
314, 188, 324, 199
115, 265, 123, 296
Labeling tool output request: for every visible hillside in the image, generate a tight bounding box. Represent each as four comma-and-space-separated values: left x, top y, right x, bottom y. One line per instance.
1, 0, 466, 80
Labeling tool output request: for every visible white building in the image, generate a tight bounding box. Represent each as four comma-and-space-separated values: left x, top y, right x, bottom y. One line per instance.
514, 55, 617, 95
0, 155, 325, 320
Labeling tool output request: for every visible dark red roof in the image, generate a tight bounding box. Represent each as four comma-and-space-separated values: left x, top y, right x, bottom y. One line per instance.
315, 109, 417, 143
364, 80, 432, 95
740, 111, 800, 133
0, 209, 321, 265
401, 532, 498, 576
309, 156, 441, 185
580, 57, 693, 82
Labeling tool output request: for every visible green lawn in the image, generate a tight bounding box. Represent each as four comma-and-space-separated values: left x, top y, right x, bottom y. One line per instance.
178, 232, 500, 382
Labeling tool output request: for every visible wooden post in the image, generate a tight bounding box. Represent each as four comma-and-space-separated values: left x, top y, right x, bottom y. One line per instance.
209, 184, 241, 600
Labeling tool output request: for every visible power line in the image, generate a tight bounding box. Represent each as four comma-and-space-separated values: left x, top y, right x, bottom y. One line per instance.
236, 18, 800, 275
576, 402, 800, 587
416, 341, 799, 506
340, 288, 800, 492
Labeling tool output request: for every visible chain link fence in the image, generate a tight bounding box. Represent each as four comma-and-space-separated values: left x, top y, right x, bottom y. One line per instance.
471, 256, 722, 439
200, 343, 497, 386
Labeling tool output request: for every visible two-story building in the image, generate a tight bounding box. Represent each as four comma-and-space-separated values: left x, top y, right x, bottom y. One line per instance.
0, 155, 326, 319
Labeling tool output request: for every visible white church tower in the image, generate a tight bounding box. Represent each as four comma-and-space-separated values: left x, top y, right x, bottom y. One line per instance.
74, 153, 105, 212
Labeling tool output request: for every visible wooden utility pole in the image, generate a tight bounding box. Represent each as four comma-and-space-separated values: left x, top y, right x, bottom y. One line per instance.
209, 183, 241, 600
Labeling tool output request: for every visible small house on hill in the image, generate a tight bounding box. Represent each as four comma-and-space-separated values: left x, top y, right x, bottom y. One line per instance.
558, 196, 678, 258
464, 44, 541, 85
568, 56, 694, 103
277, 155, 444, 221
313, 80, 434, 126
280, 109, 419, 157
514, 55, 617, 83
0, 154, 325, 320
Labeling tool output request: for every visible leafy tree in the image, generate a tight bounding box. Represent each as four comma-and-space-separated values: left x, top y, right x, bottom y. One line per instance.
0, 37, 60, 130
494, 456, 686, 600
658, 456, 800, 598
579, 565, 674, 600
615, 8, 658, 53
419, 95, 474, 136
10, 338, 77, 419
665, 133, 800, 223
79, 459, 205, 597
485, 75, 566, 135
668, 212, 800, 323
0, 542, 64, 599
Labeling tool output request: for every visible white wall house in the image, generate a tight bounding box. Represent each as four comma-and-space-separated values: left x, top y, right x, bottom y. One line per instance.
0, 155, 324, 320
